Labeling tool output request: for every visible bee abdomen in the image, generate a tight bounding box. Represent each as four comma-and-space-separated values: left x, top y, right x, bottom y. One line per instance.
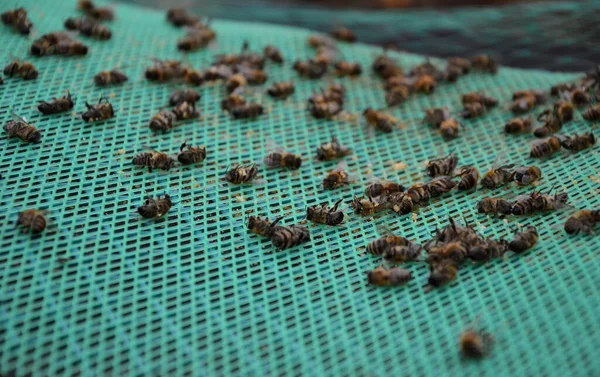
270, 225, 310, 250
132, 152, 153, 167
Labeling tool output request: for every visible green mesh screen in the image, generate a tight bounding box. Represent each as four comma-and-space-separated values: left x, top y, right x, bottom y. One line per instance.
1, 1, 599, 377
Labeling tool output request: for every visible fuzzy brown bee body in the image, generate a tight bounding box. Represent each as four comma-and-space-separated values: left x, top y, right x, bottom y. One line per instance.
263, 141, 302, 170
169, 89, 200, 106
423, 107, 451, 128
470, 54, 497, 74
428, 259, 459, 287
334, 61, 362, 77
293, 60, 328, 79
550, 83, 576, 97
363, 108, 398, 134
145, 60, 188, 82
82, 97, 114, 122
481, 164, 515, 189
569, 88, 590, 107
37, 90, 74, 115
477, 197, 512, 216
456, 166, 480, 191
508, 226, 538, 253
65, 17, 112, 40
460, 102, 486, 119
316, 137, 352, 161
1, 8, 33, 35
4, 112, 41, 143
231, 103, 264, 119
226, 73, 247, 94
3, 60, 38, 80
561, 133, 596, 152
504, 117, 532, 134
367, 266, 412, 287
365, 180, 404, 198
407, 183, 431, 205
55, 39, 89, 56
383, 243, 422, 264
511, 166, 542, 185
426, 153, 458, 177
177, 28, 215, 51
30, 32, 67, 56
510, 93, 537, 114
166, 8, 200, 27
444, 65, 463, 82
221, 92, 247, 112
462, 92, 498, 107
564, 210, 600, 235
385, 84, 411, 106
148, 111, 176, 133
94, 70, 128, 86
583, 104, 600, 122
413, 74, 436, 94
178, 140, 206, 165
388, 192, 414, 215
330, 26, 356, 42
460, 328, 494, 359
306, 199, 344, 226
269, 222, 310, 251
510, 193, 538, 216
309, 98, 341, 119
247, 216, 282, 237
138, 193, 172, 219
236, 65, 267, 85
427, 176, 457, 198
447, 57, 472, 73
351, 196, 386, 216
267, 82, 295, 99
467, 239, 506, 262
530, 137, 561, 158
16, 209, 47, 233
264, 45, 283, 63
440, 119, 461, 141
225, 164, 259, 184
533, 113, 562, 138
172, 101, 199, 121
308, 35, 336, 49
132, 149, 175, 172
552, 100, 574, 122
322, 165, 351, 190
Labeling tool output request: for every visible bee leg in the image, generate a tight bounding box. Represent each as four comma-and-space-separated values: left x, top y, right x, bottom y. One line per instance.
331, 198, 344, 212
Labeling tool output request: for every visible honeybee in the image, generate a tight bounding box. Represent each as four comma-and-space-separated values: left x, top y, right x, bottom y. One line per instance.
444, 65, 463, 82
427, 241, 468, 264
247, 215, 281, 237
330, 26, 356, 42
550, 83, 576, 97
169, 88, 201, 106
476, 197, 512, 216
535, 190, 569, 212
138, 192, 173, 219
508, 226, 538, 253
511, 165, 542, 185
64, 17, 112, 40
145, 59, 187, 82
372, 52, 403, 79
82, 97, 114, 122
583, 104, 600, 122
177, 28, 215, 51
460, 102, 486, 119
533, 112, 562, 138
440, 119, 461, 141
323, 83, 345, 105
231, 103, 264, 119
456, 166, 480, 191
363, 108, 398, 134
200, 64, 233, 81
149, 110, 176, 133
383, 243, 422, 264
132, 147, 176, 172
225, 163, 260, 184
513, 89, 548, 103
166, 8, 200, 27
504, 117, 532, 134
564, 210, 600, 234
177, 140, 206, 165
263, 139, 302, 170
236, 65, 267, 85
38, 90, 74, 115
568, 87, 590, 107
365, 178, 405, 198
93, 69, 128, 86
172, 101, 199, 121
480, 158, 514, 189
221, 90, 247, 112
1, 8, 33, 35
561, 132, 596, 152
3, 111, 41, 143
16, 209, 48, 233
350, 196, 386, 216
308, 95, 341, 119
263, 45, 283, 63
226, 73, 247, 94
552, 100, 574, 122
333, 61, 362, 77
78, 0, 95, 11
426, 153, 459, 177
469, 54, 498, 74
447, 57, 471, 73
55, 38, 89, 56
293, 59, 328, 79
385, 84, 411, 106
322, 160, 354, 190
30, 32, 65, 56
467, 239, 507, 262
269, 220, 311, 251
367, 266, 412, 287
407, 182, 431, 205
307, 35, 336, 49
387, 192, 414, 215
460, 326, 494, 359
267, 82, 295, 99
384, 75, 411, 91
423, 107, 451, 128
510, 191, 539, 216
510, 93, 537, 114
185, 68, 204, 86
427, 176, 457, 197
413, 75, 436, 94
3, 59, 38, 80
427, 259, 459, 288
81, 1, 114, 21
461, 92, 498, 108
306, 199, 344, 226
530, 136, 561, 159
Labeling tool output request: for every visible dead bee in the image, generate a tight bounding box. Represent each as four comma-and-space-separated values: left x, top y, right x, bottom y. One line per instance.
447, 57, 472, 73
145, 59, 187, 82
427, 176, 457, 198
231, 103, 264, 119
367, 266, 412, 287
467, 239, 507, 262
363, 108, 398, 134
138, 193, 173, 219
237, 65, 267, 85
510, 93, 537, 114
550, 83, 576, 97
426, 153, 459, 177
3, 111, 41, 143
221, 91, 247, 112
373, 53, 403, 79
177, 140, 206, 165
225, 163, 260, 184
149, 110, 176, 133
334, 61, 362, 77
564, 210, 600, 235
38, 90, 74, 115
166, 8, 200, 27
460, 102, 486, 119
440, 119, 461, 141
470, 54, 498, 74
64, 17, 112, 40
247, 215, 281, 237
383, 242, 422, 264
177, 27, 216, 51
78, 0, 95, 12
263, 139, 302, 170
388, 192, 414, 215
322, 160, 354, 190
456, 166, 480, 191
510, 192, 539, 216
511, 165, 542, 185
552, 100, 574, 122
93, 69, 127, 86
583, 104, 600, 122
481, 157, 514, 189
267, 82, 295, 99
316, 137, 352, 161
530, 136, 561, 159
132, 147, 176, 172
1, 8, 33, 35
428, 259, 459, 288
423, 107, 451, 128
460, 326, 494, 359
410, 60, 445, 81
407, 182, 431, 205
533, 112, 562, 138
569, 87, 590, 107
306, 199, 344, 226
367, 226, 412, 255
508, 226, 538, 253
385, 84, 411, 106
293, 59, 328, 79
55, 38, 89, 56
477, 197, 512, 216
535, 190, 569, 212
504, 117, 532, 134
351, 195, 386, 216
263, 45, 283, 63
81, 1, 114, 21
461, 92, 498, 108
169, 88, 200, 106
81, 97, 114, 122
413, 75, 436, 94
365, 178, 404, 198
513, 89, 548, 104
330, 26, 356, 42
30, 32, 66, 56
269, 219, 311, 251
172, 101, 199, 121
561, 132, 596, 152
384, 75, 411, 90
308, 96, 341, 119
307, 35, 336, 49
444, 65, 464, 82
16, 209, 48, 233
226, 73, 247, 94
323, 83, 345, 105
427, 241, 468, 264
3, 59, 38, 80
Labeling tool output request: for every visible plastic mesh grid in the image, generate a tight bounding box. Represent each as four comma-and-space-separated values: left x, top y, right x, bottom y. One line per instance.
1, 2, 599, 377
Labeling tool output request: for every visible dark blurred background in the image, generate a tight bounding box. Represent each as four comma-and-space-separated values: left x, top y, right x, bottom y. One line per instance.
124, 0, 599, 72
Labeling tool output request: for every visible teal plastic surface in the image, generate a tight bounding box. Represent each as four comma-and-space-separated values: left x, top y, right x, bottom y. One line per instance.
0, 1, 598, 377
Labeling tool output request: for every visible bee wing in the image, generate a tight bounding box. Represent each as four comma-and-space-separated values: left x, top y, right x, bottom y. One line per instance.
142, 145, 159, 153
374, 222, 396, 237
491, 152, 507, 170
365, 174, 387, 184
10, 110, 28, 123
331, 159, 348, 173
265, 138, 287, 154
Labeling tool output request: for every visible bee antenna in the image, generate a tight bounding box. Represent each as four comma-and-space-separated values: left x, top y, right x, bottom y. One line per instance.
180, 139, 189, 152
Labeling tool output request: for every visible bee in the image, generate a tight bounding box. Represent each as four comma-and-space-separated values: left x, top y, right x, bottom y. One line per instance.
481, 157, 515, 189
3, 111, 41, 143
307, 35, 336, 49
30, 32, 64, 56
456, 166, 480, 191
16, 209, 48, 233
460, 327, 494, 359
426, 153, 459, 177
476, 197, 512, 216
564, 210, 600, 235
225, 163, 260, 184
1, 8, 32, 35
508, 226, 538, 253
440, 119, 461, 141
263, 139, 302, 170
269, 221, 311, 251
201, 64, 232, 82
383, 243, 422, 264
231, 103, 264, 119
293, 59, 328, 79
226, 73, 247, 94
78, 0, 95, 11
263, 45, 283, 63
552, 100, 574, 122
221, 91, 247, 112
330, 26, 356, 43
461, 92, 498, 108
177, 140, 206, 165
306, 199, 344, 226
37, 90, 74, 115
132, 147, 176, 172
373, 52, 403, 79
427, 241, 468, 264
530, 136, 561, 159
247, 215, 281, 237
149, 110, 176, 133
81, 1, 114, 21
533, 112, 562, 138
64, 17, 112, 40
423, 107, 451, 128
322, 160, 354, 190
407, 182, 431, 205
384, 75, 411, 91
561, 132, 596, 152
234, 65, 266, 86
467, 239, 507, 262
350, 196, 386, 216
323, 83, 345, 105
460, 102, 486, 119
469, 54, 498, 74
413, 74, 436, 94
267, 82, 295, 100
583, 104, 600, 122
81, 97, 114, 122
166, 8, 200, 27
444, 65, 464, 82
569, 87, 590, 107
535, 190, 569, 212
55, 39, 89, 56
177, 28, 215, 51
172, 101, 200, 121
427, 176, 457, 197
510, 192, 539, 216
145, 59, 187, 82
511, 165, 542, 185
365, 178, 405, 198
427, 259, 459, 288
308, 96, 341, 120
504, 117, 532, 134
93, 69, 128, 86
3, 59, 38, 80
385, 84, 411, 106
138, 193, 173, 219
169, 88, 201, 106
550, 83, 576, 97
333, 61, 362, 77
367, 266, 412, 287
388, 192, 414, 215
510, 93, 537, 114
447, 57, 472, 73
363, 108, 398, 134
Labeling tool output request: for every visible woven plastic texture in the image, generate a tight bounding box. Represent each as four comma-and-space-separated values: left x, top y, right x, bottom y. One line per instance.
0, 2, 599, 377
